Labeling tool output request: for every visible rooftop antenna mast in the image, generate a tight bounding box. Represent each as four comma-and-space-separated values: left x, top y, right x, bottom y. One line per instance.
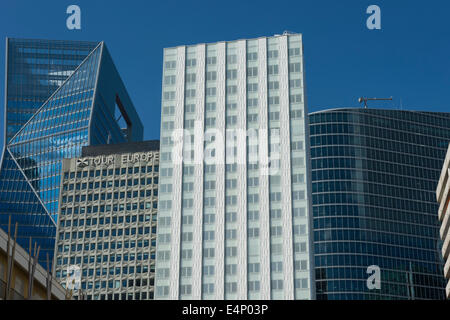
358, 97, 393, 108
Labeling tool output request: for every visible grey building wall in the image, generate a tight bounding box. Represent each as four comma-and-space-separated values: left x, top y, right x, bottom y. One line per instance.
54, 142, 159, 300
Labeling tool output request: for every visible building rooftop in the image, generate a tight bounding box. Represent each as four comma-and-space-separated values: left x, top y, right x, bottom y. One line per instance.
81, 140, 160, 157
163, 31, 302, 50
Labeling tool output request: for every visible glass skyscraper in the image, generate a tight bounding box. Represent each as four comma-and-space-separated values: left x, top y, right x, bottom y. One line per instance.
55, 140, 159, 300
310, 108, 450, 300
155, 33, 314, 300
4, 38, 99, 144
0, 38, 143, 270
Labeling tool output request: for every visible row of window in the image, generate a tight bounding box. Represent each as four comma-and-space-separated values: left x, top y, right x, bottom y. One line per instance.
60, 213, 155, 226
311, 145, 442, 170
61, 275, 154, 290
314, 239, 437, 260
181, 110, 304, 130
163, 88, 303, 104
159, 277, 308, 297
312, 168, 437, 195
164, 48, 302, 71
62, 188, 157, 200
177, 225, 308, 241
58, 226, 156, 240
161, 190, 305, 211
311, 156, 437, 180
60, 201, 158, 215
312, 191, 436, 214
311, 132, 447, 157
310, 122, 450, 142
57, 252, 155, 269
157, 241, 308, 262
314, 229, 438, 252
158, 207, 306, 228
309, 110, 450, 136
158, 207, 306, 226
63, 178, 157, 192
58, 239, 154, 253
313, 204, 438, 226
64, 165, 159, 180
313, 181, 434, 203
75, 291, 154, 301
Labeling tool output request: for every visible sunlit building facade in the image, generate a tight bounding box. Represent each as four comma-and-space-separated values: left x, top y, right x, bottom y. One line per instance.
155, 33, 314, 300
436, 143, 450, 299
54, 141, 159, 300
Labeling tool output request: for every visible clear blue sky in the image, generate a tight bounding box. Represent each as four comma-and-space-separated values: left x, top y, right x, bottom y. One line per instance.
0, 0, 449, 146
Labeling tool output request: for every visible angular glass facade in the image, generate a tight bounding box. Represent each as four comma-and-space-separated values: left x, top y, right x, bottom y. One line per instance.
4, 38, 99, 144
0, 38, 143, 270
8, 45, 102, 217
310, 108, 450, 299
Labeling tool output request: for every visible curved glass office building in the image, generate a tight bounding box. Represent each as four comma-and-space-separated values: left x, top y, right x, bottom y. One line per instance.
310, 108, 450, 300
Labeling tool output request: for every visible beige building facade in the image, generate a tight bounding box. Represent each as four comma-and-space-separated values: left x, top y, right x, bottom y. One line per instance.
437, 143, 450, 298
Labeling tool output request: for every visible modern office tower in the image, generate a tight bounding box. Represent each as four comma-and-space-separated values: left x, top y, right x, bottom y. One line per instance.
310, 108, 450, 300
436, 143, 450, 299
155, 33, 314, 300
54, 141, 159, 301
0, 38, 143, 270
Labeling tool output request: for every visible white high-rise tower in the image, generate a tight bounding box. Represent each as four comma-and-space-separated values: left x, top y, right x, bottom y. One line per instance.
155, 33, 314, 300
